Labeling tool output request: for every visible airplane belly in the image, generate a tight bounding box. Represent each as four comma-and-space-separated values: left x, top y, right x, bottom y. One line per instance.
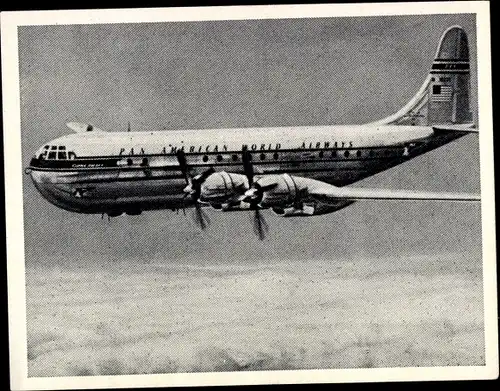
29, 168, 187, 214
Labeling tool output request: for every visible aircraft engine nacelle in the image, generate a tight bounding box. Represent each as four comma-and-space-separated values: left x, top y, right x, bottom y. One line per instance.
199, 171, 249, 208
256, 174, 320, 208
254, 174, 303, 208
253, 174, 355, 216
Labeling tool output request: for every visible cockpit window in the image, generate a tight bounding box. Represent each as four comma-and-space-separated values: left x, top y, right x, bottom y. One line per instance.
57, 145, 67, 159
39, 145, 74, 160
39, 146, 49, 159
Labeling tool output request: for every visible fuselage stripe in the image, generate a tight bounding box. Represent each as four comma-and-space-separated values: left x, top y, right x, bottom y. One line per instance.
29, 156, 407, 173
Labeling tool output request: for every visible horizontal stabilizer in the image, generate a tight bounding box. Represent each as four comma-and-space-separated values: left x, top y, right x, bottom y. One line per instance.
66, 122, 105, 133
433, 124, 479, 134
310, 187, 480, 203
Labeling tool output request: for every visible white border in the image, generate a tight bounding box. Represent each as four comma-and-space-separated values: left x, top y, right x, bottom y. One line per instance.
2, 2, 497, 390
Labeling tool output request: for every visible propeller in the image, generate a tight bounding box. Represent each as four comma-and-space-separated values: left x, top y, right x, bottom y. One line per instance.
241, 147, 268, 240
176, 149, 214, 230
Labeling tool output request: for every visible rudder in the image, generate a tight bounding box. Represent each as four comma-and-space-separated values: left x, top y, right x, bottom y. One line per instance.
370, 26, 473, 126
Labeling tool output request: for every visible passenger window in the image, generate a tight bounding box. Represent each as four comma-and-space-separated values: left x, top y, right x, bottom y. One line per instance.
68, 152, 76, 160
58, 151, 67, 160
50, 146, 57, 150
48, 151, 57, 159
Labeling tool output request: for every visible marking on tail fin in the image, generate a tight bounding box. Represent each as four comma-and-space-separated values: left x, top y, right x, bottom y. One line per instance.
431, 85, 453, 102
431, 63, 470, 71
369, 26, 472, 127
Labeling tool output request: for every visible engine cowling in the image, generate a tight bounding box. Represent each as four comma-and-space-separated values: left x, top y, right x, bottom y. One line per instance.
255, 174, 304, 208
246, 174, 356, 216
199, 171, 249, 208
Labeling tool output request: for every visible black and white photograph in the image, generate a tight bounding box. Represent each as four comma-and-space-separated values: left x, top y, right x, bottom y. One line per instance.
2, 2, 497, 389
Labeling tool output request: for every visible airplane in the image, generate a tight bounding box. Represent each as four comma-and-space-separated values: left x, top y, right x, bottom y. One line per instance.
26, 25, 480, 239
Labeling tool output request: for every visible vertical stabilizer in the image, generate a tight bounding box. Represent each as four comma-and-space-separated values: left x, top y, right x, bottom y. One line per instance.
370, 26, 472, 126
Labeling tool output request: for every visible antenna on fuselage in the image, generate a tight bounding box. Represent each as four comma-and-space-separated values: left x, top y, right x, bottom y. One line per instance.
127, 121, 131, 132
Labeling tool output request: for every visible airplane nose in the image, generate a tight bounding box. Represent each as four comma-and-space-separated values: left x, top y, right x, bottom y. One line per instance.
28, 170, 83, 212
29, 169, 56, 199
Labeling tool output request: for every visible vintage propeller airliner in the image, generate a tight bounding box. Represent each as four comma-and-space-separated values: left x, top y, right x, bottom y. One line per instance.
26, 26, 480, 239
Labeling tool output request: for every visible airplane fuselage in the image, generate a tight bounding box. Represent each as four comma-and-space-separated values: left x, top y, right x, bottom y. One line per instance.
27, 124, 466, 215
25, 25, 476, 221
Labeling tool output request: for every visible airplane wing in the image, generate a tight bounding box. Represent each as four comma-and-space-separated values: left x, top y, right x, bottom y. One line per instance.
309, 186, 480, 203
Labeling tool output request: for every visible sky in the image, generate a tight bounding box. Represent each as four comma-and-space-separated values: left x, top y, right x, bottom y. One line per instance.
18, 14, 481, 268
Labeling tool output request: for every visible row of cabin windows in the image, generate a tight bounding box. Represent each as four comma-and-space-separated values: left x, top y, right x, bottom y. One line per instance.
40, 146, 396, 162
201, 149, 386, 162
116, 150, 393, 170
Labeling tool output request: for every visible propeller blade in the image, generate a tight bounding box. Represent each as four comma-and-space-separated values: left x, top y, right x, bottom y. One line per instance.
176, 149, 212, 230
239, 187, 257, 203
242, 147, 254, 186
241, 148, 270, 239
240, 182, 278, 203
193, 203, 210, 230
176, 149, 190, 184
252, 209, 268, 240
181, 193, 188, 215
193, 166, 216, 186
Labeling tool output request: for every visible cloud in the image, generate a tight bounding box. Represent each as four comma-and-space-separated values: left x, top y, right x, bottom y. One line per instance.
26, 255, 484, 376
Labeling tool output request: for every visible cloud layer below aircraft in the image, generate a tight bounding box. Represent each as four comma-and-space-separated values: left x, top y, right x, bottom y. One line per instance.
25, 253, 484, 376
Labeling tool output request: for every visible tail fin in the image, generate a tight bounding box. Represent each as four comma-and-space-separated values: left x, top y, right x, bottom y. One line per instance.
370, 26, 472, 126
